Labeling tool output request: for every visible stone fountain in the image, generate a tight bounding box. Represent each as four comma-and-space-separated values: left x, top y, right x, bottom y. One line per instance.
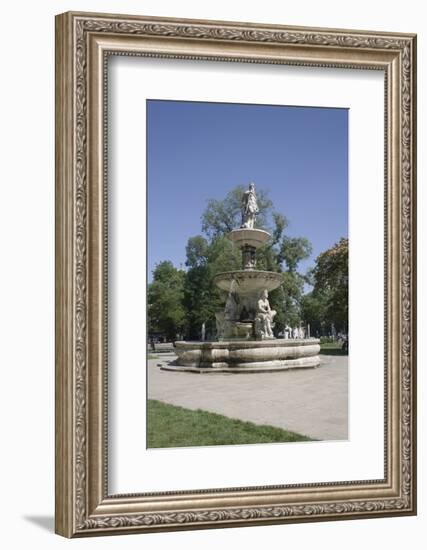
163, 183, 320, 373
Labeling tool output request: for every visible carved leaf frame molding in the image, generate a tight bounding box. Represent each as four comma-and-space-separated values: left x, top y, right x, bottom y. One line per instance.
55, 11, 417, 537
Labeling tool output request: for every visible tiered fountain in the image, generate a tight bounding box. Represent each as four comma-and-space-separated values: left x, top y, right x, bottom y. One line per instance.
163, 183, 320, 373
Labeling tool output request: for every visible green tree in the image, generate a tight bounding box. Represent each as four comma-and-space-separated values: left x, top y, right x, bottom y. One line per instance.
273, 236, 313, 330
148, 261, 186, 340
301, 238, 348, 334
279, 236, 312, 272
182, 236, 211, 339
183, 235, 241, 339
184, 235, 209, 268
300, 291, 329, 336
279, 271, 306, 329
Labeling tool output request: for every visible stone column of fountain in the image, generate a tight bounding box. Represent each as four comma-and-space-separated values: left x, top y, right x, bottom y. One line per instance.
166, 183, 320, 373
213, 182, 282, 341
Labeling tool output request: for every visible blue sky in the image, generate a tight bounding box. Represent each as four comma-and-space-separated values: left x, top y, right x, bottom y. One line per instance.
147, 100, 348, 284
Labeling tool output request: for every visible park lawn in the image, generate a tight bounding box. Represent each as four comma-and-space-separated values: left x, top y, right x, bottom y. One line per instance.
147, 399, 312, 448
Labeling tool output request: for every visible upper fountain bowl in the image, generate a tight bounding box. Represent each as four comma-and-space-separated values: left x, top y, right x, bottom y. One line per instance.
228, 228, 270, 249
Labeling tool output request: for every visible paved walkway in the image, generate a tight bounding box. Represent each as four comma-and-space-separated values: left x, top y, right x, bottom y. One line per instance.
148, 354, 348, 441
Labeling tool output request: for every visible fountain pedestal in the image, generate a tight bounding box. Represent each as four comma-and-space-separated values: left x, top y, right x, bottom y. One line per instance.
213, 228, 285, 340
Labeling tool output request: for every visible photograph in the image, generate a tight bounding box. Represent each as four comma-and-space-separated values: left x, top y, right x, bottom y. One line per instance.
53, 9, 416, 538
146, 99, 349, 448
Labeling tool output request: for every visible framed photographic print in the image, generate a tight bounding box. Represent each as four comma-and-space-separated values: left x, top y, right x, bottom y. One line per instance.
55, 11, 417, 537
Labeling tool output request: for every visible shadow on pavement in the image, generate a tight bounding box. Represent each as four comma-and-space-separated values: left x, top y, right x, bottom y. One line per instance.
320, 349, 348, 356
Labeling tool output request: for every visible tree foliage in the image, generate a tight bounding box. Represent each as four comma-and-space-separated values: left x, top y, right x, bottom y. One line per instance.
300, 291, 329, 336
279, 236, 312, 272
183, 235, 241, 339
301, 238, 348, 334
182, 236, 216, 340
147, 261, 186, 340
185, 235, 209, 269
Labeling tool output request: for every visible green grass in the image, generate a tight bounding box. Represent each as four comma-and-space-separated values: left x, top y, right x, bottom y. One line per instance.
320, 342, 347, 355
147, 399, 312, 448
147, 354, 159, 359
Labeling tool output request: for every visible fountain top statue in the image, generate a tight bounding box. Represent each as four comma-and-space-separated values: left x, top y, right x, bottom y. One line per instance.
241, 182, 259, 229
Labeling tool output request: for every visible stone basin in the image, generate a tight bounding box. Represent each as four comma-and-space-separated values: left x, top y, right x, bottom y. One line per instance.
228, 228, 271, 249
163, 338, 321, 372
213, 270, 283, 295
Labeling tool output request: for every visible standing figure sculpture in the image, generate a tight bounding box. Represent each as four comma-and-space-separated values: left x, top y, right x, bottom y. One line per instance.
255, 289, 277, 339
241, 182, 259, 229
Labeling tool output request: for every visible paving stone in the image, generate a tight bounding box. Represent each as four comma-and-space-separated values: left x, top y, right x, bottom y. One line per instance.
148, 354, 348, 441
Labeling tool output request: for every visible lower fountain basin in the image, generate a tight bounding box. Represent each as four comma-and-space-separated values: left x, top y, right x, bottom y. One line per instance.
213, 270, 283, 294
162, 338, 321, 373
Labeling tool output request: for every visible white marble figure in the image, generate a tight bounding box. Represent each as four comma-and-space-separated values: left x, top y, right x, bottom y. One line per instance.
201, 322, 206, 341
255, 289, 276, 339
241, 182, 259, 229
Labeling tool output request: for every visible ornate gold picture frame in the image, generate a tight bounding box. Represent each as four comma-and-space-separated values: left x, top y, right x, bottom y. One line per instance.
55, 11, 417, 537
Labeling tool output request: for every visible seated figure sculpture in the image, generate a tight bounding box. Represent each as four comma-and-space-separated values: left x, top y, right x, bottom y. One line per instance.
255, 289, 276, 339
